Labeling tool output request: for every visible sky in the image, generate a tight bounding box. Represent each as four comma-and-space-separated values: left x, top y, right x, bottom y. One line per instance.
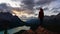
0, 0, 60, 16
0, 0, 21, 7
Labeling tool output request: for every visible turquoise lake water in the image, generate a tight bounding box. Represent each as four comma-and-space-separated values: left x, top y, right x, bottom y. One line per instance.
0, 26, 30, 34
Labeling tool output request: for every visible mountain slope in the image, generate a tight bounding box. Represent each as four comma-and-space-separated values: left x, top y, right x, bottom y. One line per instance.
0, 12, 25, 31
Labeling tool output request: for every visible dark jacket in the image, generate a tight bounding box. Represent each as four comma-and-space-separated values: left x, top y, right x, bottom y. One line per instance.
38, 8, 44, 20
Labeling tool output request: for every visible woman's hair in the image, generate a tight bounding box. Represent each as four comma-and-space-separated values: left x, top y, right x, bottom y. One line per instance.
40, 8, 43, 11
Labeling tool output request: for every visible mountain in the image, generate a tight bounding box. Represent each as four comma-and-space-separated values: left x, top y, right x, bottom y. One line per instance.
0, 12, 25, 31
25, 13, 60, 32
42, 13, 60, 32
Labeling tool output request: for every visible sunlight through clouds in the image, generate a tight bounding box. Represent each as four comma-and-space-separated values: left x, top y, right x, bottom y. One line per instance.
0, 0, 60, 17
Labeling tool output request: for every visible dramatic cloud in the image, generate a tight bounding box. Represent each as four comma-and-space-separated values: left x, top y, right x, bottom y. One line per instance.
0, 3, 12, 12
0, 0, 60, 16
12, 0, 55, 10
35, 0, 55, 5
21, 0, 34, 10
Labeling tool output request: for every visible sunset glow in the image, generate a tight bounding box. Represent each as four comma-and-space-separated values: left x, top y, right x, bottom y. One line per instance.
12, 10, 36, 18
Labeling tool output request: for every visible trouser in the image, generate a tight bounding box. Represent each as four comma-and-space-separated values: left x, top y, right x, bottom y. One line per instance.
40, 18, 44, 26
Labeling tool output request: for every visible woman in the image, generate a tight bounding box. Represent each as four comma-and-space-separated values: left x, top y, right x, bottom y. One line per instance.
38, 8, 44, 24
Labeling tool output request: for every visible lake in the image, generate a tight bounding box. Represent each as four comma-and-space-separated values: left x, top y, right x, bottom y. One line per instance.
0, 26, 30, 34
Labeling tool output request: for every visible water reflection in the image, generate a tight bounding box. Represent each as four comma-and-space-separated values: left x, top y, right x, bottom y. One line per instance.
0, 26, 30, 34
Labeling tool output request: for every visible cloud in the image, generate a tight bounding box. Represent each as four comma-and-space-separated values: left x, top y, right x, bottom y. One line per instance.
52, 9, 60, 13
12, 0, 22, 1
0, 3, 12, 12
11, 0, 34, 10
35, 0, 55, 5
0, 3, 7, 9
21, 0, 34, 10
21, 0, 55, 10
2, 0, 60, 16
12, 0, 55, 10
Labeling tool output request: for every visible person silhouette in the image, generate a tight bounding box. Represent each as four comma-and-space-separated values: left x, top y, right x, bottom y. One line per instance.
38, 8, 44, 25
